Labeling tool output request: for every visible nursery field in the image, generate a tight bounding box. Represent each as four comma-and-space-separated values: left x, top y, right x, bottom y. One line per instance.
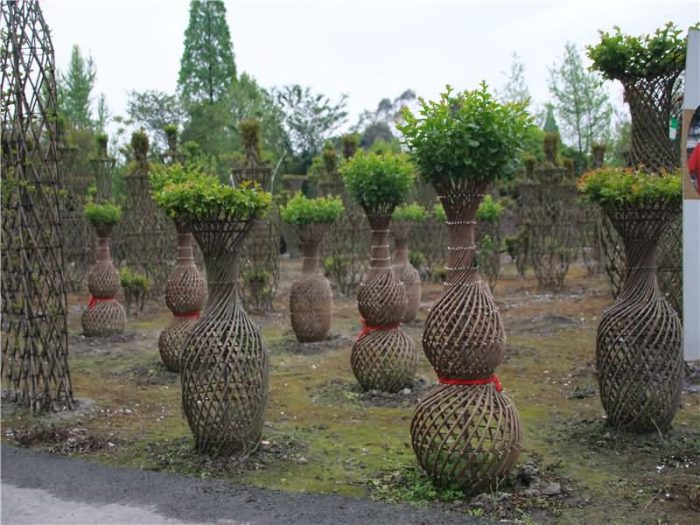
2, 259, 699, 525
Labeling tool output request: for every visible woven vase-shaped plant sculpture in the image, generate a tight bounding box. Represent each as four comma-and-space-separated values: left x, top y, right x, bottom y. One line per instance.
290, 224, 333, 342
352, 214, 417, 392
158, 221, 207, 372
596, 201, 683, 432
392, 221, 421, 323
411, 179, 522, 494
81, 224, 127, 336
181, 216, 268, 457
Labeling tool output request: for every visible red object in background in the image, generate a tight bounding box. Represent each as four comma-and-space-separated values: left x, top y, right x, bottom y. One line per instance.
689, 145, 700, 176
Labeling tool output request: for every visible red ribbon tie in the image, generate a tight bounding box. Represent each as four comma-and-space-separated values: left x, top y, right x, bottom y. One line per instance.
438, 375, 503, 392
174, 311, 201, 320
88, 296, 115, 309
355, 318, 400, 342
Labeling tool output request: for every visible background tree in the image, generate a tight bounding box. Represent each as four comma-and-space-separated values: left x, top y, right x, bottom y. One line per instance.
230, 73, 290, 162
177, 0, 236, 107
274, 84, 348, 169
356, 89, 416, 148
549, 42, 612, 155
58, 44, 96, 128
122, 90, 186, 151
499, 52, 530, 106
542, 103, 559, 134
95, 93, 110, 132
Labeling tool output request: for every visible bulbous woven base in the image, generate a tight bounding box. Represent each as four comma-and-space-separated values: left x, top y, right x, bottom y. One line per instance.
423, 279, 505, 379
290, 275, 333, 343
597, 300, 683, 433
411, 384, 522, 495
357, 271, 406, 326
351, 328, 417, 392
165, 265, 207, 314
182, 307, 269, 458
158, 316, 198, 372
87, 261, 120, 297
81, 300, 126, 337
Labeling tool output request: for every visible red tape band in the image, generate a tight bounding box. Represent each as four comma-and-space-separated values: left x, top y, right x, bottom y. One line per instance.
355, 318, 400, 342
88, 296, 115, 309
438, 375, 503, 392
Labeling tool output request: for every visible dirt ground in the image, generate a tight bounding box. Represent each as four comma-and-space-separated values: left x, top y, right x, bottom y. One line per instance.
2, 259, 699, 524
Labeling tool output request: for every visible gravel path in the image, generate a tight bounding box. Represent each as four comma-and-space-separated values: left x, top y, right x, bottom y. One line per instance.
1, 446, 484, 525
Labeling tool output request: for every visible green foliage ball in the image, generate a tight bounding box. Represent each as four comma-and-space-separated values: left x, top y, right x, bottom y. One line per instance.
577, 167, 681, 207
280, 193, 345, 226
398, 83, 532, 185
476, 195, 505, 222
339, 151, 415, 212
84, 201, 122, 226
392, 203, 428, 223
153, 178, 271, 222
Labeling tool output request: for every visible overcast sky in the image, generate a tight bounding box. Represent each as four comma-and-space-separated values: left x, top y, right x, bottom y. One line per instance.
42, 0, 699, 134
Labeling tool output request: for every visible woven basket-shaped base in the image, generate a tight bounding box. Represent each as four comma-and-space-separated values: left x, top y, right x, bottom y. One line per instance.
411, 384, 522, 495
351, 328, 417, 392
597, 296, 683, 433
290, 274, 333, 342
357, 270, 406, 325
87, 261, 120, 297
423, 279, 504, 379
395, 262, 421, 323
158, 316, 198, 372
81, 300, 126, 337
165, 265, 207, 314
181, 306, 269, 458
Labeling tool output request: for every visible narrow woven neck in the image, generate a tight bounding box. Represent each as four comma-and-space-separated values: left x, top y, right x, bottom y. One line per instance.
94, 226, 112, 262
370, 228, 391, 269
301, 239, 321, 274
176, 232, 195, 266
436, 179, 488, 285
393, 237, 409, 265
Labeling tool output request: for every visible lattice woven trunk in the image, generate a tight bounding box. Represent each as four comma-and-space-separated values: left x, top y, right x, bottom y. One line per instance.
240, 211, 280, 313
392, 222, 421, 323
290, 225, 333, 342
351, 214, 417, 392
596, 202, 683, 433
81, 224, 127, 337
1, 0, 73, 411
412, 178, 521, 494
158, 222, 207, 372
181, 217, 269, 457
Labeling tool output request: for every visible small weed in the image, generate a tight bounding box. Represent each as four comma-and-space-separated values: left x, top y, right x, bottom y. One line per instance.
368, 465, 464, 504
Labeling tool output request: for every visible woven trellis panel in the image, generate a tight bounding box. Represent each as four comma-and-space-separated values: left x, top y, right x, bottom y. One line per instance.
290, 225, 333, 342
411, 384, 522, 495
596, 202, 683, 433
351, 214, 416, 392
181, 216, 268, 458
519, 173, 580, 290
1, 0, 73, 411
58, 141, 92, 292
412, 178, 521, 493
159, 224, 207, 372
240, 211, 280, 313
321, 197, 370, 296
81, 225, 126, 337
117, 159, 175, 296
392, 222, 421, 323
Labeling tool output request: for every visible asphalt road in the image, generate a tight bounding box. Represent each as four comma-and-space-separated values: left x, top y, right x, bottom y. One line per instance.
1, 445, 483, 525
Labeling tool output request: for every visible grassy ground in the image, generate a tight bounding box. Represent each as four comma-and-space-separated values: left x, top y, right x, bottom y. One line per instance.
2, 259, 699, 524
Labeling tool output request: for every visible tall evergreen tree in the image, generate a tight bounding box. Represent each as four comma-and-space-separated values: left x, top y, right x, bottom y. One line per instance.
177, 0, 236, 106
548, 42, 612, 155
543, 103, 559, 133
58, 44, 96, 128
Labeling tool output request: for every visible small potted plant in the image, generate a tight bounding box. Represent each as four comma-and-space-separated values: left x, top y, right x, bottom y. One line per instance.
340, 151, 418, 392
400, 83, 531, 494
578, 167, 683, 432
153, 173, 271, 457
81, 200, 127, 336
150, 163, 208, 373
281, 192, 344, 342
391, 203, 428, 323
